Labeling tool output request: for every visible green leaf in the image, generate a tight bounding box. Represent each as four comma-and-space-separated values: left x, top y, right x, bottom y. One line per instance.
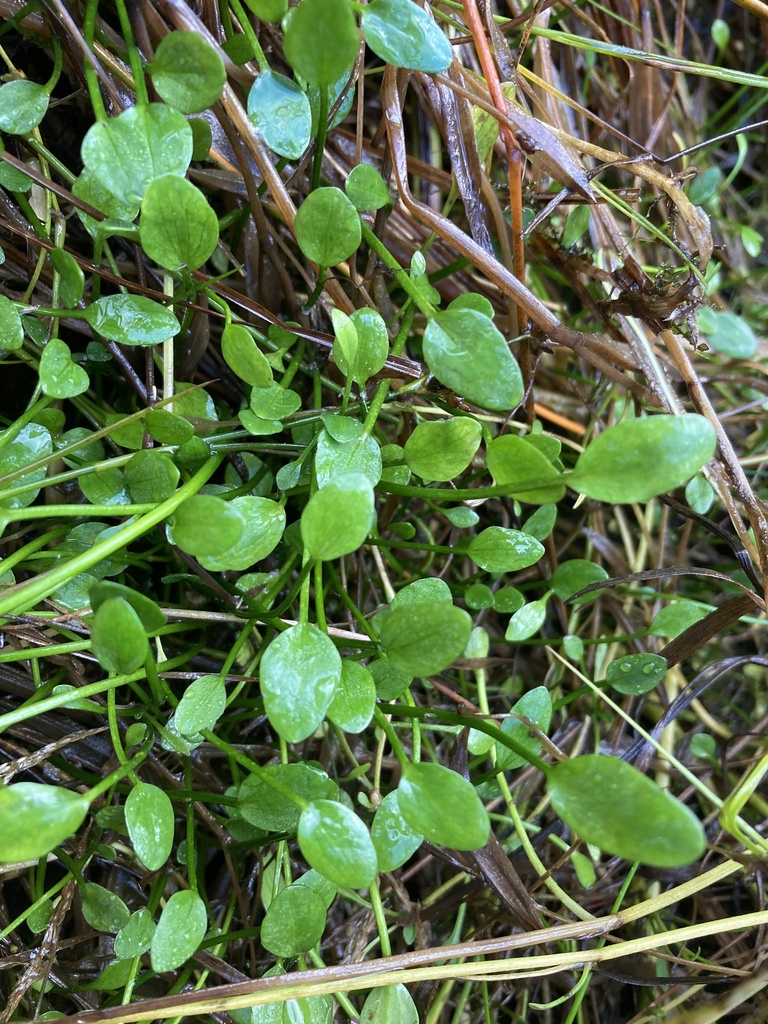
486, 433, 565, 504
398, 762, 490, 851
124, 449, 179, 503
327, 659, 376, 733
72, 169, 139, 237
114, 908, 155, 959
504, 596, 548, 642
314, 428, 382, 488
0, 295, 23, 352
298, 800, 378, 888
0, 161, 33, 191
170, 494, 245, 557
294, 187, 361, 266
370, 790, 423, 872
247, 70, 312, 160
331, 307, 389, 385
261, 623, 341, 742
404, 417, 482, 482
345, 164, 391, 211
89, 581, 167, 632
91, 597, 149, 674
379, 603, 471, 677
250, 382, 302, 420
697, 308, 757, 359
495, 686, 552, 771
550, 560, 608, 601
301, 473, 374, 560
51, 248, 85, 306
605, 653, 667, 695
361, 0, 452, 72
140, 175, 219, 271
81, 103, 193, 206
391, 577, 452, 608
145, 409, 195, 445
522, 503, 557, 541
81, 882, 130, 933
261, 884, 326, 957
221, 324, 273, 387
650, 600, 710, 638
0, 79, 49, 134
0, 422, 52, 509
0, 783, 89, 862
561, 204, 591, 248
242, 0, 287, 21
368, 657, 413, 700
39, 339, 90, 399
284, 0, 359, 87
150, 889, 207, 972
685, 473, 714, 514
175, 675, 226, 735
198, 496, 285, 572
83, 294, 180, 347
548, 754, 705, 867
238, 764, 337, 833
423, 310, 523, 412
468, 526, 545, 573
568, 414, 717, 503
360, 985, 419, 1024
149, 31, 226, 113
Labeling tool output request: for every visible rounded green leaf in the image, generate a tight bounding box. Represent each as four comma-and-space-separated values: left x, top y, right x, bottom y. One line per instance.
605, 653, 668, 695
298, 800, 377, 888
548, 754, 706, 867
504, 596, 548, 642
198, 496, 285, 572
247, 70, 312, 160
486, 433, 566, 504
89, 581, 167, 632
331, 307, 389, 385
361, 0, 452, 72
405, 417, 482, 482
685, 473, 714, 515
360, 984, 419, 1024
238, 764, 337, 833
0, 79, 49, 134
222, 324, 273, 387
141, 175, 219, 271
379, 603, 471, 677
327, 659, 376, 733
170, 494, 245, 558
391, 577, 452, 608
650, 600, 710, 638
91, 597, 149, 674
0, 422, 52, 510
72, 168, 139, 238
495, 686, 552, 771
125, 449, 180, 503
114, 908, 155, 959
261, 884, 326, 956
294, 187, 361, 266
175, 675, 226, 736
345, 164, 391, 211
250, 382, 302, 420
149, 31, 226, 113
50, 248, 85, 306
697, 308, 757, 359
301, 473, 374, 560
423, 310, 523, 412
150, 889, 207, 972
284, 0, 359, 87
371, 790, 423, 872
260, 623, 341, 742
81, 103, 193, 206
39, 339, 90, 399
398, 762, 490, 851
243, 0, 287, 21
0, 295, 23, 352
0, 783, 88, 862
81, 882, 130, 933
550, 559, 609, 602
568, 414, 717, 503
314, 428, 382, 488
83, 294, 180, 347
145, 409, 195, 445
468, 526, 545, 573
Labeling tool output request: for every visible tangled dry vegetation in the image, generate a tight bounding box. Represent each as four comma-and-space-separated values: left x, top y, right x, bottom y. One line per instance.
0, 0, 767, 1022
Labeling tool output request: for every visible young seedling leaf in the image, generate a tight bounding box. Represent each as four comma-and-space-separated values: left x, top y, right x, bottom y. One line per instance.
423, 310, 523, 412
345, 164, 392, 211
114, 908, 155, 959
261, 884, 327, 957
298, 800, 378, 888
495, 686, 552, 771
361, 0, 452, 72
222, 324, 273, 387
39, 339, 90, 399
468, 526, 545, 573
550, 559, 609, 602
247, 70, 312, 160
81, 883, 130, 933
327, 659, 376, 733
284, 0, 359, 87
260, 623, 341, 742
548, 754, 706, 867
140, 175, 219, 271
605, 653, 668, 695
379, 603, 471, 677
301, 473, 374, 560
504, 596, 549, 642
360, 984, 419, 1024
50, 248, 85, 306
170, 494, 245, 558
568, 414, 717, 503
331, 307, 389, 385
0, 79, 49, 134
149, 31, 226, 113
83, 295, 180, 347
486, 433, 566, 504
250, 382, 302, 420
398, 762, 490, 850
150, 889, 207, 972
91, 597, 149, 674
371, 790, 423, 872
294, 187, 361, 266
404, 417, 482, 482
0, 783, 89, 862
175, 675, 226, 736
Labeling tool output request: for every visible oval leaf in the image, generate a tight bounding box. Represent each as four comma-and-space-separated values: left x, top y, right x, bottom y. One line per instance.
260, 623, 341, 742
398, 762, 490, 851
0, 783, 88, 862
605, 653, 668, 695
91, 597, 149, 674
0, 79, 49, 134
362, 0, 452, 72
360, 984, 419, 1024
149, 31, 226, 114
327, 659, 376, 734
175, 675, 226, 736
298, 800, 377, 888
294, 187, 361, 266
238, 764, 337, 833
371, 790, 423, 872
125, 782, 175, 871
39, 339, 90, 399
247, 70, 312, 160
170, 494, 245, 557
468, 526, 544, 573
81, 882, 130, 933
404, 417, 482, 482
301, 473, 374, 560
379, 603, 471, 677
198, 496, 285, 571
261, 884, 326, 957
486, 433, 565, 504
140, 175, 219, 271
495, 686, 552, 771
284, 0, 359, 87
83, 294, 180, 347
150, 889, 207, 972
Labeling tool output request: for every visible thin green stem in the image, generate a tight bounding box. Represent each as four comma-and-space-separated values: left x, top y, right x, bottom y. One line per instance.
360, 222, 439, 317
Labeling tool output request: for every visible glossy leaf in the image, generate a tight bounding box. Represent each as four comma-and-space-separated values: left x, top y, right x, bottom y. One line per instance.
51, 248, 85, 306
0, 79, 48, 134
504, 596, 548, 642
243, 0, 287, 21
81, 883, 130, 933
198, 496, 285, 571
89, 581, 166, 632
175, 675, 226, 735
149, 31, 226, 113
150, 889, 207, 972
650, 600, 710, 638
222, 324, 273, 387
486, 433, 565, 504
371, 790, 423, 872
391, 577, 452, 608
145, 409, 195, 445
72, 169, 139, 238
468, 526, 545, 573
284, 0, 358, 87
250, 382, 302, 420
301, 473, 374, 560
294, 187, 361, 266
0, 295, 23, 352
238, 764, 337, 833
698, 308, 757, 359
379, 603, 471, 677
361, 0, 452, 73
404, 417, 482, 482
314, 428, 382, 488
261, 884, 326, 956
83, 294, 180, 347
548, 754, 706, 867
327, 659, 376, 733
81, 103, 193, 206
247, 70, 312, 160
360, 985, 419, 1024
0, 783, 89, 862
125, 783, 174, 873
345, 164, 391, 211
114, 908, 155, 959
685, 473, 715, 514
140, 175, 219, 271
170, 494, 245, 557
398, 762, 490, 851
606, 653, 668, 695
91, 597, 149, 674
260, 623, 341, 742
125, 450, 179, 503
495, 686, 552, 771
0, 422, 52, 510
331, 307, 389, 385
423, 310, 523, 412
568, 414, 717, 503
39, 339, 90, 399
298, 800, 378, 888
550, 559, 609, 602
